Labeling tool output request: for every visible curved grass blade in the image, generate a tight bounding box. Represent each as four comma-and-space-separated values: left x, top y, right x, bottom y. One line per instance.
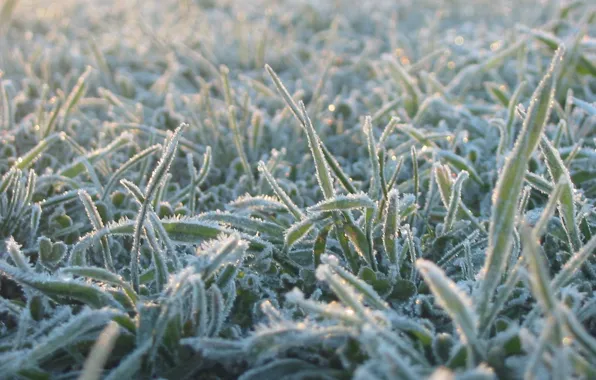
284, 216, 317, 251
102, 144, 161, 201
6, 237, 31, 272
436, 150, 482, 185
79, 190, 114, 271
540, 136, 583, 252
258, 161, 304, 220
320, 142, 357, 194
59, 266, 137, 304
417, 259, 481, 356
14, 132, 65, 170
62, 66, 92, 128
299, 101, 335, 199
198, 211, 284, 237
0, 261, 121, 309
505, 81, 527, 149
344, 221, 376, 270
525, 171, 554, 194
324, 256, 388, 310
59, 134, 131, 178
519, 225, 561, 333
313, 222, 332, 268
476, 47, 564, 320
104, 341, 152, 380
442, 171, 468, 234
131, 125, 184, 292
307, 193, 375, 213
79, 321, 120, 380
144, 222, 168, 292
171, 146, 211, 205
27, 308, 119, 367
552, 235, 596, 289
385, 55, 420, 117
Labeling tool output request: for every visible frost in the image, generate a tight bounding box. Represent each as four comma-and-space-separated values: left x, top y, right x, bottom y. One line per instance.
0, 0, 595, 378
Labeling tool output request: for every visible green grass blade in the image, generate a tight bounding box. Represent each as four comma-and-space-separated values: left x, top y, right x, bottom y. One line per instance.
258, 161, 304, 220
307, 193, 375, 213
417, 259, 481, 356
443, 171, 468, 234
299, 101, 335, 199
79, 321, 120, 380
540, 135, 583, 252
476, 47, 564, 320
383, 189, 401, 265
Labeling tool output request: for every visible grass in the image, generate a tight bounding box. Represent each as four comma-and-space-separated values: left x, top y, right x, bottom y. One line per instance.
0, 0, 596, 379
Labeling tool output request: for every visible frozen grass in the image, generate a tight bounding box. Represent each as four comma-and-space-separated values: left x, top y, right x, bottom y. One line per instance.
0, 0, 596, 378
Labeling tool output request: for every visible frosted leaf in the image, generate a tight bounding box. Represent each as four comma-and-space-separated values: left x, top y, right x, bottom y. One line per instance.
477, 47, 564, 319
306, 193, 375, 213
79, 321, 121, 380
416, 259, 480, 351
229, 194, 287, 212
6, 236, 31, 272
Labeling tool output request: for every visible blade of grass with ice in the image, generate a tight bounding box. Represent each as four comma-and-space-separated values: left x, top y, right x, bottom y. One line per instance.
540, 136, 583, 251
78, 321, 121, 380
284, 217, 318, 251
258, 161, 304, 220
62, 66, 92, 128
324, 255, 388, 310
171, 146, 211, 205
436, 150, 482, 185
102, 144, 161, 201
227, 105, 255, 189
383, 189, 401, 265
266, 64, 348, 197
307, 193, 375, 213
79, 190, 114, 271
442, 171, 468, 234
131, 125, 184, 292
1, 79, 13, 130
59, 266, 137, 303
265, 64, 304, 125
519, 224, 562, 345
59, 134, 131, 178
320, 142, 357, 194
416, 259, 481, 355
476, 47, 564, 320
0, 261, 121, 309
298, 101, 335, 199
552, 235, 596, 289
364, 116, 382, 199
385, 55, 420, 117
14, 133, 65, 170
411, 146, 419, 204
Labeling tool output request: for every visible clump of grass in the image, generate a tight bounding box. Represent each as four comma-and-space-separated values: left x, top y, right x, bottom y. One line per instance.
0, 0, 596, 379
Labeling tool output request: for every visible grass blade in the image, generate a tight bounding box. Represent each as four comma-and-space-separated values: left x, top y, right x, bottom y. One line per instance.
476, 47, 564, 320
417, 259, 481, 356
78, 322, 120, 380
